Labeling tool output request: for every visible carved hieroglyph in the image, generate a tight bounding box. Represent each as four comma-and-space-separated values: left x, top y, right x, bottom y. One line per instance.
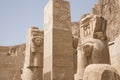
80, 14, 107, 39
44, 0, 74, 80
77, 14, 110, 80
83, 64, 120, 80
22, 27, 43, 80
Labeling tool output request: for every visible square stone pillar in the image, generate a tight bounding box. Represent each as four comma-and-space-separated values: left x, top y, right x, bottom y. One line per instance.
22, 27, 43, 80
44, 0, 74, 80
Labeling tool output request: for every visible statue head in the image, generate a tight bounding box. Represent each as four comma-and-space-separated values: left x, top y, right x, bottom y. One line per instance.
82, 43, 93, 57
32, 36, 43, 47
94, 32, 105, 40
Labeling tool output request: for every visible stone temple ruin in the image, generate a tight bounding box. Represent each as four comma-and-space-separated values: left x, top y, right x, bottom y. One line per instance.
0, 0, 120, 80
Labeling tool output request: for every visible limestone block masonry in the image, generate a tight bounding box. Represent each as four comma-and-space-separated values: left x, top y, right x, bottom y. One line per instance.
44, 0, 74, 80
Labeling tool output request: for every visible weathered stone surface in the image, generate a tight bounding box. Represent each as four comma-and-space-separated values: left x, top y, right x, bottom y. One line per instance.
92, 0, 120, 42
71, 22, 80, 75
76, 15, 110, 80
22, 27, 43, 80
80, 14, 108, 40
0, 0, 120, 80
109, 35, 120, 76
91, 0, 120, 78
44, 0, 74, 80
71, 22, 80, 39
83, 64, 120, 80
0, 44, 25, 80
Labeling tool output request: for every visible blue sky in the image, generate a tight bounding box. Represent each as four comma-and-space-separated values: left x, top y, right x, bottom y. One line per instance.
0, 0, 98, 46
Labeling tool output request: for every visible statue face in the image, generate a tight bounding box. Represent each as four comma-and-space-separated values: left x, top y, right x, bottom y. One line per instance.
83, 44, 93, 57
94, 32, 105, 40
33, 37, 43, 46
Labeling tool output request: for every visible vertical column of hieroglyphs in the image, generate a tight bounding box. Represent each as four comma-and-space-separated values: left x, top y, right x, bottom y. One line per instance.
22, 27, 43, 80
44, 0, 74, 80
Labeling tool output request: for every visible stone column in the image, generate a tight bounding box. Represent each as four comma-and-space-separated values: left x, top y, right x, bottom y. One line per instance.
44, 0, 74, 80
77, 14, 110, 80
76, 47, 87, 80
22, 27, 43, 80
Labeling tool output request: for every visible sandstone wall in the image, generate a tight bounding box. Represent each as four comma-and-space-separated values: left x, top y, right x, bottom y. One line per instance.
0, 44, 25, 80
